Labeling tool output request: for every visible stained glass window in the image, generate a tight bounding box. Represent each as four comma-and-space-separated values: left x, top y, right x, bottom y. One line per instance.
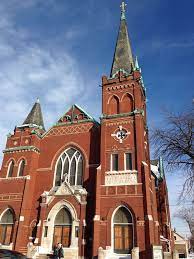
55, 148, 83, 187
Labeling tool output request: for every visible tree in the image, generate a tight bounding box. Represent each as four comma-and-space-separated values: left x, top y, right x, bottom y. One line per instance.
151, 105, 194, 198
175, 206, 194, 251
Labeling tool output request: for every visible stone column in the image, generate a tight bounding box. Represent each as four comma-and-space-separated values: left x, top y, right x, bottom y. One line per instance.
98, 247, 104, 259
132, 247, 139, 259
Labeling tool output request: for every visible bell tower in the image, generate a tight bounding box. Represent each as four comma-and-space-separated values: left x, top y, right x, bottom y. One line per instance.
93, 2, 159, 258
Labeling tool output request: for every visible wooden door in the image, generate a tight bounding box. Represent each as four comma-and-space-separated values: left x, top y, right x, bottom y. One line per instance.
4, 225, 12, 245
53, 226, 62, 245
62, 226, 71, 247
114, 225, 133, 254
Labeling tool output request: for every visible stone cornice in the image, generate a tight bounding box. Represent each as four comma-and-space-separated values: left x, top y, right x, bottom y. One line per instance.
3, 146, 40, 154
101, 109, 144, 120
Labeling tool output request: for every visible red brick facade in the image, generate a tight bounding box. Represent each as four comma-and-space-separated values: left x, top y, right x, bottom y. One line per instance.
0, 5, 174, 259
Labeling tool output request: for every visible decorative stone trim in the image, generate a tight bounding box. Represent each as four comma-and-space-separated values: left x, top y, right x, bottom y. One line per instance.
145, 215, 153, 221
105, 120, 133, 127
105, 170, 138, 186
0, 175, 30, 181
44, 124, 93, 138
137, 221, 145, 226
3, 146, 40, 154
102, 109, 144, 120
0, 193, 23, 202
93, 215, 100, 221
106, 84, 133, 91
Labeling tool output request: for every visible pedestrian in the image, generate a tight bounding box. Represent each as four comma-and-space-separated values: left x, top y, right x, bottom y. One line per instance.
53, 243, 60, 259
58, 243, 64, 259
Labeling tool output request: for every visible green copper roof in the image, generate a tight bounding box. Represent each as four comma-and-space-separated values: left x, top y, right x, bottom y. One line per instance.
23, 98, 45, 130
110, 4, 134, 77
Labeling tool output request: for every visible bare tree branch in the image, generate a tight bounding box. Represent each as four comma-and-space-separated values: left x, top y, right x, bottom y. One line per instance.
151, 105, 194, 199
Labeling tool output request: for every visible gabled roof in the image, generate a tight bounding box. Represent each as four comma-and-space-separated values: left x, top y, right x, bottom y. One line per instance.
57, 104, 99, 126
23, 99, 45, 130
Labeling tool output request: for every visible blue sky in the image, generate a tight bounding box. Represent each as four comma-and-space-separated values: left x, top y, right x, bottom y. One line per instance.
0, 0, 193, 237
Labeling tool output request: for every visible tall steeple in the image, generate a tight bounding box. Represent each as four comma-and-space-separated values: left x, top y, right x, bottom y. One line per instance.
22, 98, 45, 130
110, 1, 134, 77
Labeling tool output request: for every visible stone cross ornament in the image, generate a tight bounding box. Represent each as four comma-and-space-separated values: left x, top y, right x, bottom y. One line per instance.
120, 1, 127, 20
111, 126, 130, 143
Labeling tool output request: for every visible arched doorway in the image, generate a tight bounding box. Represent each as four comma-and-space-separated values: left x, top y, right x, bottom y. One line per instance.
0, 209, 14, 245
53, 207, 72, 248
113, 207, 134, 254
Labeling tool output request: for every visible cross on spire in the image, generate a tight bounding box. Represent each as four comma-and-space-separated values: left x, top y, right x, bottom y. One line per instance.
120, 1, 127, 20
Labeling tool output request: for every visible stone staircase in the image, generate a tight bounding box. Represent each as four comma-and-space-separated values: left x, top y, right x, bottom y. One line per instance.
18, 246, 28, 255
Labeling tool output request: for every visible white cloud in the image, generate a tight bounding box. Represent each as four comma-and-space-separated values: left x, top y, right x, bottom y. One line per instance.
0, 0, 89, 162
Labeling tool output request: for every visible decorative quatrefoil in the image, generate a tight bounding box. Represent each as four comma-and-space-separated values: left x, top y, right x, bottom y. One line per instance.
111, 126, 130, 143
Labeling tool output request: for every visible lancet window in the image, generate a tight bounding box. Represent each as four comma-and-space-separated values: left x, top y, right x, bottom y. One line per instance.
18, 159, 25, 177
7, 160, 14, 178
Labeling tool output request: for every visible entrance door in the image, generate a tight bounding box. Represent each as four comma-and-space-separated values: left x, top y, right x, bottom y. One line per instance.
113, 207, 134, 254
53, 226, 71, 247
114, 225, 133, 254
53, 208, 72, 248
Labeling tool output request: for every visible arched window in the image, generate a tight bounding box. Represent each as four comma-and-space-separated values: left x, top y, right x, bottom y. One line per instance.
55, 148, 83, 187
7, 160, 14, 178
113, 207, 134, 254
121, 94, 133, 113
18, 160, 25, 177
108, 96, 119, 115
53, 208, 72, 247
0, 209, 14, 245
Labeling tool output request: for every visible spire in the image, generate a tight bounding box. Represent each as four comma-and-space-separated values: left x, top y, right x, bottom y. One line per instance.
110, 1, 134, 77
135, 56, 141, 71
23, 98, 45, 130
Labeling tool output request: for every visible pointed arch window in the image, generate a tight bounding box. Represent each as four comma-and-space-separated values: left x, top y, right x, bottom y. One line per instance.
113, 207, 134, 254
121, 94, 133, 113
53, 208, 72, 247
18, 159, 25, 177
0, 209, 14, 245
108, 96, 119, 115
7, 160, 14, 178
55, 148, 83, 187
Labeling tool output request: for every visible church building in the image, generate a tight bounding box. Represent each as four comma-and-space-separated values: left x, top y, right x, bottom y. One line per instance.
0, 2, 175, 259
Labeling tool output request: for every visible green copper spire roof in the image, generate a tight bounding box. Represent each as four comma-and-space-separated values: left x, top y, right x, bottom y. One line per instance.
110, 1, 134, 77
23, 98, 45, 130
